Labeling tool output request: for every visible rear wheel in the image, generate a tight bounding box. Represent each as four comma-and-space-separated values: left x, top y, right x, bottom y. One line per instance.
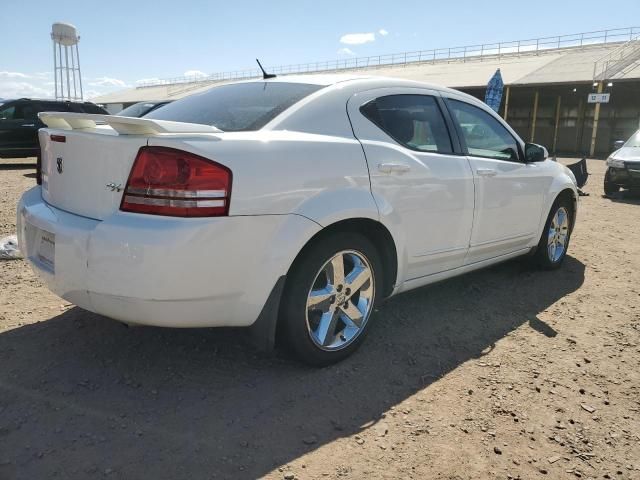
533, 196, 573, 270
281, 233, 381, 366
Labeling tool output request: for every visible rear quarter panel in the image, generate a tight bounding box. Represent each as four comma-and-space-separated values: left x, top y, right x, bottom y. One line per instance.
147, 131, 377, 223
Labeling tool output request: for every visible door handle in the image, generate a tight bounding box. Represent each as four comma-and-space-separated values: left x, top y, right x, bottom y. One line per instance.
21, 124, 35, 127
476, 168, 497, 177
378, 163, 410, 174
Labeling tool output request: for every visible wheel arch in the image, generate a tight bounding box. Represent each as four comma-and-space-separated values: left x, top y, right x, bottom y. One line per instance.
556, 187, 578, 233
537, 180, 578, 240
286, 217, 399, 300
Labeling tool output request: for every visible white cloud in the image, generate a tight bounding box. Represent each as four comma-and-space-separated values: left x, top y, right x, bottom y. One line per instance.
337, 47, 356, 56
0, 80, 52, 98
183, 70, 208, 78
340, 32, 375, 45
0, 70, 131, 100
378, 29, 389, 36
0, 71, 31, 79
84, 89, 107, 100
88, 76, 128, 87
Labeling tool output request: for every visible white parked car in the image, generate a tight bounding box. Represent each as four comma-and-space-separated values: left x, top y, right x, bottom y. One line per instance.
18, 75, 578, 365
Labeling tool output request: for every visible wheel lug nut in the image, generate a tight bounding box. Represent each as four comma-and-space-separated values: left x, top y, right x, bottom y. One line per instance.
345, 288, 351, 295
337, 285, 343, 292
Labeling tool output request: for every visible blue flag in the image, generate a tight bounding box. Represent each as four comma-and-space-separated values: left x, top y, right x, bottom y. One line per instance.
484, 69, 504, 113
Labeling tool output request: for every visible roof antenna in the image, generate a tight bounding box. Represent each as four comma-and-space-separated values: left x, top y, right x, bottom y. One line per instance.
256, 59, 276, 79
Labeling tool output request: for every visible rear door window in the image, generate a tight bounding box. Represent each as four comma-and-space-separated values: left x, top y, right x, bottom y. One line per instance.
0, 104, 17, 120
360, 94, 453, 154
0, 102, 37, 121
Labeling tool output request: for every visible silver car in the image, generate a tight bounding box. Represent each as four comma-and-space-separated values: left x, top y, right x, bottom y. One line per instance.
605, 129, 640, 195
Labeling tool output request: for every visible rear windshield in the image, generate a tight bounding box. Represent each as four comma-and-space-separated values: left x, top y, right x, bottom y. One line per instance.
144, 82, 323, 131
117, 102, 159, 117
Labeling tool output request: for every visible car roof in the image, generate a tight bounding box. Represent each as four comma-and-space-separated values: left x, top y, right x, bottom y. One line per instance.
247, 73, 450, 90
240, 73, 466, 97
3, 98, 101, 104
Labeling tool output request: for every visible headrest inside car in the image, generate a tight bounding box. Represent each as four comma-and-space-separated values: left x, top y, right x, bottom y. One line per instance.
380, 109, 415, 144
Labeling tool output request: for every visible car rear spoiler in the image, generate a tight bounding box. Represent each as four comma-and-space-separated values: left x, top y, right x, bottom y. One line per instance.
38, 112, 223, 135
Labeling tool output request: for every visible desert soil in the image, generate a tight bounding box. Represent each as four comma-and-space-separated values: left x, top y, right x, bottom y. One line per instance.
0, 158, 639, 480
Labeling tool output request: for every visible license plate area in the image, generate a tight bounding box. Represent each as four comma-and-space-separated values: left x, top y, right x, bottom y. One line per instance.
31, 227, 55, 274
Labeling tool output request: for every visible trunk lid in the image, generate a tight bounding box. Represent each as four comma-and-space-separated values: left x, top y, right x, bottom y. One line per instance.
38, 112, 221, 220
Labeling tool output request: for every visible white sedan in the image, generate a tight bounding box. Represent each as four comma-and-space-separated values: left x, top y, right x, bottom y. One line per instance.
18, 75, 578, 365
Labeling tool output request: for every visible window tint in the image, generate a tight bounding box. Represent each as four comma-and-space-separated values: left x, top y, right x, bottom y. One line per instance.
0, 102, 36, 121
39, 102, 71, 112
0, 105, 16, 120
360, 95, 453, 153
78, 103, 107, 114
448, 99, 520, 161
146, 82, 323, 131
117, 102, 158, 117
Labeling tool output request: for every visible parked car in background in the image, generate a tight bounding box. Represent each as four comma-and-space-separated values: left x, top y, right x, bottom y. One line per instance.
604, 129, 640, 195
18, 75, 578, 365
116, 101, 172, 117
0, 98, 108, 158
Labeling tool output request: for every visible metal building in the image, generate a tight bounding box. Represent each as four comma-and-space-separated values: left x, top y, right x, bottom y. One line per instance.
92, 27, 640, 157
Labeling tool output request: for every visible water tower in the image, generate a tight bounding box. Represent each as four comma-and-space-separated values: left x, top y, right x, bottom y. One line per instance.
51, 22, 83, 101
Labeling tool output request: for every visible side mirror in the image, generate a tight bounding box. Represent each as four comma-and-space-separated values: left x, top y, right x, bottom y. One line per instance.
613, 140, 625, 150
525, 143, 548, 162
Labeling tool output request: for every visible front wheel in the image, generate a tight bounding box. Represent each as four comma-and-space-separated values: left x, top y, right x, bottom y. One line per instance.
604, 169, 620, 196
280, 233, 381, 366
533, 197, 573, 270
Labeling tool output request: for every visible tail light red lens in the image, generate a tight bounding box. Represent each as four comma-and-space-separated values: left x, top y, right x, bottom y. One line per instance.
120, 146, 232, 217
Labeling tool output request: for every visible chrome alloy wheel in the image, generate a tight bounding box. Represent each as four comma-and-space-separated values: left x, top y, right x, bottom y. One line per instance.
547, 206, 569, 263
305, 250, 375, 351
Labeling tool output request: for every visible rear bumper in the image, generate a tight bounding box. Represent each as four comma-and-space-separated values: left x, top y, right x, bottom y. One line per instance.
18, 186, 319, 328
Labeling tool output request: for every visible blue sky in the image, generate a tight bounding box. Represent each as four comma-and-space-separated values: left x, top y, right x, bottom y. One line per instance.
1, 0, 639, 99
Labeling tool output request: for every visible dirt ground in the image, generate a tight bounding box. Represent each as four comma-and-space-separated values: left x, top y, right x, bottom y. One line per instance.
0, 157, 639, 480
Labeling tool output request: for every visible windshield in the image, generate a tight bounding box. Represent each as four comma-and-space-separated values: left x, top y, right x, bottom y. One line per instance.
117, 102, 159, 117
145, 82, 323, 131
624, 130, 640, 148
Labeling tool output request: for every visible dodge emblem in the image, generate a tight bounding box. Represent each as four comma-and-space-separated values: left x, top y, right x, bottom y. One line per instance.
56, 157, 63, 174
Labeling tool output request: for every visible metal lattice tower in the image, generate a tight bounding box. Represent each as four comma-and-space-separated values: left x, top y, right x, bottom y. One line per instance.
51, 22, 83, 101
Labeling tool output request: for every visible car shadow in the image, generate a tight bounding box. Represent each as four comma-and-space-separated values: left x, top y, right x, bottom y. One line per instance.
603, 189, 640, 205
0, 256, 585, 479
0, 163, 36, 170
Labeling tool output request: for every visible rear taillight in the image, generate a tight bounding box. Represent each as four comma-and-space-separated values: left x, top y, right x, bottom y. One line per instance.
120, 146, 232, 217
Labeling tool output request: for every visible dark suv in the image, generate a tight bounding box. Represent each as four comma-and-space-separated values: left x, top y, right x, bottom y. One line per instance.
0, 98, 108, 158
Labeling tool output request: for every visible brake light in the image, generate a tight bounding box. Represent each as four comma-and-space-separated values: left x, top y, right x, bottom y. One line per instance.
120, 146, 232, 217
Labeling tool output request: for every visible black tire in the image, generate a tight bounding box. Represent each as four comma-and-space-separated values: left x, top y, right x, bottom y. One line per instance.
280, 232, 382, 366
604, 170, 620, 196
533, 196, 573, 270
